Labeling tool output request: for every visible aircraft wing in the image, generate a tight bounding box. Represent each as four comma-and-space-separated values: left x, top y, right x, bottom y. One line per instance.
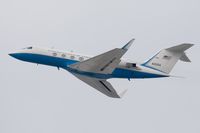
72, 73, 127, 98
69, 39, 134, 74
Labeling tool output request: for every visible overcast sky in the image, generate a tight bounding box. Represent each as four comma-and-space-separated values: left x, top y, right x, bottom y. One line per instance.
0, 0, 200, 133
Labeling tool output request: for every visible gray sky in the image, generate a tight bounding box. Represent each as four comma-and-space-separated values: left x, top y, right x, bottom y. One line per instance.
0, 0, 200, 133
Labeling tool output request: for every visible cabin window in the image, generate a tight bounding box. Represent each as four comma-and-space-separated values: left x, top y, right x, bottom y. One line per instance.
61, 54, 66, 58
70, 55, 75, 59
52, 53, 57, 56
79, 57, 84, 61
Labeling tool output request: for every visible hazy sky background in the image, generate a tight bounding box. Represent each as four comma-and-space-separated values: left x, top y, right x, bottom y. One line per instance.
0, 0, 200, 133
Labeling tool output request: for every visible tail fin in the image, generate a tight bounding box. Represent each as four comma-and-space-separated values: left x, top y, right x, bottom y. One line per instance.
143, 43, 194, 74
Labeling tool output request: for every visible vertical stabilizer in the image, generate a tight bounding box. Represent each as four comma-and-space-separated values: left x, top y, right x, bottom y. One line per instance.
143, 43, 194, 74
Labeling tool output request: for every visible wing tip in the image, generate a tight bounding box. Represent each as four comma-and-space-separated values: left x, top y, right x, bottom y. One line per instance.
122, 38, 135, 50
118, 89, 128, 98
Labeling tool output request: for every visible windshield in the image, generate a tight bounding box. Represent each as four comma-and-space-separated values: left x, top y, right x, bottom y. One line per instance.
27, 47, 32, 49
23, 47, 33, 49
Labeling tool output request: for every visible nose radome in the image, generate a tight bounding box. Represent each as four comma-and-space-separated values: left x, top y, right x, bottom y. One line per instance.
9, 53, 20, 59
9, 53, 16, 58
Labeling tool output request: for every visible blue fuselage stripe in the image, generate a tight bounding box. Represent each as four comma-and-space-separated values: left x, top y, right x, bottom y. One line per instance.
11, 53, 168, 79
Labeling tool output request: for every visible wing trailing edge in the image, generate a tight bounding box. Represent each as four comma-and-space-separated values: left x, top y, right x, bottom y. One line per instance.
72, 73, 127, 98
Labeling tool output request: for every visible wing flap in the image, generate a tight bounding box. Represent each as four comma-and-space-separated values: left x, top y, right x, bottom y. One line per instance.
72, 73, 127, 98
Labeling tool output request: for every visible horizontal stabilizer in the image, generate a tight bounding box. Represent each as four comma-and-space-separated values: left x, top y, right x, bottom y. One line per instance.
166, 43, 194, 52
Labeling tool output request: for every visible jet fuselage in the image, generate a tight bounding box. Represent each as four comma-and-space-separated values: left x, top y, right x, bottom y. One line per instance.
9, 47, 168, 79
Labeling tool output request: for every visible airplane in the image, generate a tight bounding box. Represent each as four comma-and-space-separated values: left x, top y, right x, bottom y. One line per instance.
9, 39, 193, 98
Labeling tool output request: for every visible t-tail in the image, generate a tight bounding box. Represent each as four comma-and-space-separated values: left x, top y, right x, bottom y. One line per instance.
142, 43, 194, 74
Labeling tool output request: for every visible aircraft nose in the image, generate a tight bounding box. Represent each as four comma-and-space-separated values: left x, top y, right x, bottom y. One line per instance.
9, 53, 20, 59
9, 53, 16, 58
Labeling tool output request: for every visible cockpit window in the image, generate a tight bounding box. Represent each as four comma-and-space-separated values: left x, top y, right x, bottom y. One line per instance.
22, 47, 33, 50
27, 47, 32, 49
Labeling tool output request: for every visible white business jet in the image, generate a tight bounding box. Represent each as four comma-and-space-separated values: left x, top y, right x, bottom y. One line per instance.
9, 39, 193, 98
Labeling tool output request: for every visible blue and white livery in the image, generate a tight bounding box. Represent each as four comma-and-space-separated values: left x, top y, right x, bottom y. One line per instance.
9, 39, 193, 98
